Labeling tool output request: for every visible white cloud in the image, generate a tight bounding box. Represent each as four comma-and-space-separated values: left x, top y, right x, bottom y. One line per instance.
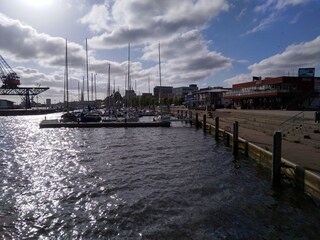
275, 0, 308, 10
0, 14, 125, 78
0, 13, 134, 98
224, 35, 320, 85
249, 35, 320, 76
254, 0, 274, 13
245, 12, 278, 35
224, 73, 252, 86
139, 30, 232, 86
85, 0, 229, 49
255, 0, 307, 12
80, 2, 114, 32
247, 0, 308, 35
80, 0, 232, 88
0, 13, 86, 69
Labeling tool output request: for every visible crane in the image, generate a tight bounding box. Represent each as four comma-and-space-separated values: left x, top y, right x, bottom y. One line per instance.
0, 54, 21, 88
0, 54, 49, 108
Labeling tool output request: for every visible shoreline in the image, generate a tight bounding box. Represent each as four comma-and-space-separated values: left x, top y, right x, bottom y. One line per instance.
171, 108, 320, 202
0, 109, 58, 116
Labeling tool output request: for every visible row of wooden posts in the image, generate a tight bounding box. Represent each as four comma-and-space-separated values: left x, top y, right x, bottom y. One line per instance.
192, 112, 283, 187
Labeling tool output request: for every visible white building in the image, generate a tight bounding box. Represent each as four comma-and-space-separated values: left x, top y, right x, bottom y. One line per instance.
0, 99, 14, 109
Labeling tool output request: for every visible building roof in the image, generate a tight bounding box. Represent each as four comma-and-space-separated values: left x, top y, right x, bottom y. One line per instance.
233, 76, 314, 89
0, 99, 14, 104
194, 87, 232, 94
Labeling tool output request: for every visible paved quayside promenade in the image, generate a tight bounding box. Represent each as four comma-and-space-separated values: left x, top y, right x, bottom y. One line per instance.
207, 109, 320, 174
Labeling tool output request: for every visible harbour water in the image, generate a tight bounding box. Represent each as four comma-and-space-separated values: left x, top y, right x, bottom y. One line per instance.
0, 113, 319, 239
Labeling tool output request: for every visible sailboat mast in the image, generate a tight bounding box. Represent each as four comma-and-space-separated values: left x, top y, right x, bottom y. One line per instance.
94, 73, 97, 101
108, 64, 111, 107
78, 81, 80, 102
65, 39, 69, 111
158, 43, 162, 106
86, 38, 89, 102
81, 76, 84, 102
128, 42, 130, 91
91, 72, 94, 101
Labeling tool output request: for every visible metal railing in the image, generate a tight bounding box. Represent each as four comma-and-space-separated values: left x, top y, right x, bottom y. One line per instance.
279, 111, 305, 137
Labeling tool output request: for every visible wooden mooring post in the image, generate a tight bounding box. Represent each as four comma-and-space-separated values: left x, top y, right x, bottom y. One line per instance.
203, 114, 206, 133
195, 113, 199, 129
233, 121, 239, 156
215, 117, 219, 141
272, 131, 282, 187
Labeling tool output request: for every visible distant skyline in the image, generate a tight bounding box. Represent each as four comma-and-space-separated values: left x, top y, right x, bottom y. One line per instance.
1, 0, 320, 103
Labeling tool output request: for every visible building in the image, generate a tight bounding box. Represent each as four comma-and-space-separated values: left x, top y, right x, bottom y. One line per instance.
153, 86, 173, 99
224, 74, 320, 110
46, 99, 51, 107
0, 99, 14, 109
124, 89, 136, 99
173, 84, 198, 97
190, 87, 232, 110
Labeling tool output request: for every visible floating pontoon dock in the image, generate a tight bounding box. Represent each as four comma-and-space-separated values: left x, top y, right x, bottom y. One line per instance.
39, 119, 171, 128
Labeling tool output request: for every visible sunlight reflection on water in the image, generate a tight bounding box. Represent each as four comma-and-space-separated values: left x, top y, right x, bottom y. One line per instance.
0, 113, 319, 239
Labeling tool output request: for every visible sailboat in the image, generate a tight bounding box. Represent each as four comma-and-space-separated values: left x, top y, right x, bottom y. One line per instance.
153, 43, 171, 123
61, 39, 77, 122
78, 38, 102, 122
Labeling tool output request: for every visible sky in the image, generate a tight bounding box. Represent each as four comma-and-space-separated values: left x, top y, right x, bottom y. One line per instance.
0, 0, 320, 104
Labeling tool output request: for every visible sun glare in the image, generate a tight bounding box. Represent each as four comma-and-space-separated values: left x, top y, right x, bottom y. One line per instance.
27, 0, 53, 7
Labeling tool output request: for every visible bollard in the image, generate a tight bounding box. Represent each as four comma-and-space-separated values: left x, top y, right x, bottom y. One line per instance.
272, 131, 282, 187
195, 113, 199, 128
203, 114, 207, 133
233, 121, 239, 156
226, 132, 230, 147
215, 117, 219, 141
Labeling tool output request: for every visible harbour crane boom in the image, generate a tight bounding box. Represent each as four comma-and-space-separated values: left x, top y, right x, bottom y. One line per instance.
0, 54, 49, 109
0, 54, 21, 88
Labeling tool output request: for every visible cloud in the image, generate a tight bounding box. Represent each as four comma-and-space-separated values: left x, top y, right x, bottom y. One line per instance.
224, 73, 252, 86
15, 66, 55, 86
245, 12, 277, 35
249, 35, 320, 76
274, 0, 308, 10
254, 0, 307, 12
85, 0, 229, 49
14, 66, 68, 100
140, 30, 232, 86
80, 2, 114, 32
80, 1, 233, 89
246, 0, 308, 35
224, 35, 320, 85
1, 1, 233, 96
0, 13, 86, 69
0, 14, 126, 86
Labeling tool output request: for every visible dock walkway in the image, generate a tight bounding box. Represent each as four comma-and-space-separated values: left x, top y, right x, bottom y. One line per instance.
203, 109, 320, 175
39, 119, 171, 128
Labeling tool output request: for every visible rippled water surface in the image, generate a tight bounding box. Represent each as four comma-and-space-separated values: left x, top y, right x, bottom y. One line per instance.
0, 113, 319, 239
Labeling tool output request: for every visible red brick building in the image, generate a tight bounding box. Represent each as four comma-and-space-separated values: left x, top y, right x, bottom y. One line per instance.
224, 76, 319, 110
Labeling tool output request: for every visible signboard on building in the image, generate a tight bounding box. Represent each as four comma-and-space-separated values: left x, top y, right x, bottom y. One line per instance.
298, 68, 315, 77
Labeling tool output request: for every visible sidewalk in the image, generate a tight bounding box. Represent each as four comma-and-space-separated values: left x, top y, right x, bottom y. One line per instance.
200, 110, 320, 176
